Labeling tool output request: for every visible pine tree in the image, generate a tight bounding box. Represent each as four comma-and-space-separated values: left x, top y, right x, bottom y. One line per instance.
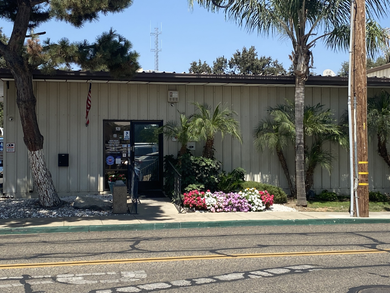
0, 1, 140, 207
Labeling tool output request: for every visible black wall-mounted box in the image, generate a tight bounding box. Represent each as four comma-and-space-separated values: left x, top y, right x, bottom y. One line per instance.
58, 153, 69, 167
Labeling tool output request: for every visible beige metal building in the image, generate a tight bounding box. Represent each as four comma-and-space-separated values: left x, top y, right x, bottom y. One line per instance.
367, 63, 390, 78
1, 69, 390, 198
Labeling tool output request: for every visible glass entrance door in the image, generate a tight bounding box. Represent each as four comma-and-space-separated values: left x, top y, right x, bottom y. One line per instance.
103, 120, 163, 193
131, 121, 163, 192
103, 121, 131, 191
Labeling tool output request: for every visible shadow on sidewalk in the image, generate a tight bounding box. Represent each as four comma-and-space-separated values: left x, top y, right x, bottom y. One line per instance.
0, 197, 177, 229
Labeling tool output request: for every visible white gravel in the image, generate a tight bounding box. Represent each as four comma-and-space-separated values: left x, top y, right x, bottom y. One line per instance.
0, 195, 114, 219
266, 204, 297, 212
0, 195, 296, 220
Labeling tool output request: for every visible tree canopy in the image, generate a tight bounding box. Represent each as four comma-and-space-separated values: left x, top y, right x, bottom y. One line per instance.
0, 1, 140, 76
0, 1, 140, 207
189, 46, 286, 75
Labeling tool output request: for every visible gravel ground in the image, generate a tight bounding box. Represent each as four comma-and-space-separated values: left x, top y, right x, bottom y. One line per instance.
0, 195, 113, 220
0, 195, 296, 220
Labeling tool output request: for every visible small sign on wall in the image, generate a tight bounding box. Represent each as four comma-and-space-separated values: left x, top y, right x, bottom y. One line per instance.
6, 143, 15, 153
187, 141, 196, 151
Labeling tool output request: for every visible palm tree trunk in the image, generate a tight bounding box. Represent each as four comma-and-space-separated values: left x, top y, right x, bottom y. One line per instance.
276, 146, 296, 198
305, 164, 316, 194
9, 56, 62, 207
203, 137, 215, 158
377, 135, 390, 168
179, 144, 188, 156
295, 77, 308, 206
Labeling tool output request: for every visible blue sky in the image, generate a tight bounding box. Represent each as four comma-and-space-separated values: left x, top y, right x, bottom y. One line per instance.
1, 0, 388, 75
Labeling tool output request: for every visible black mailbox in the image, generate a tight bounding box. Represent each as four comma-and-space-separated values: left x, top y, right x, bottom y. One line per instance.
58, 153, 69, 167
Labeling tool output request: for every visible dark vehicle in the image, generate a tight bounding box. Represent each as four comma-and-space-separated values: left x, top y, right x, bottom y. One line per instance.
134, 143, 158, 180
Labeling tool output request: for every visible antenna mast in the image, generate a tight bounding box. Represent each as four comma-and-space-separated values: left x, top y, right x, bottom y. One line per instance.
150, 26, 162, 71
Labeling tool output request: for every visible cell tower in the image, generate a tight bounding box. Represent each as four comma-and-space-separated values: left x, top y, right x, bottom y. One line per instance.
150, 26, 162, 71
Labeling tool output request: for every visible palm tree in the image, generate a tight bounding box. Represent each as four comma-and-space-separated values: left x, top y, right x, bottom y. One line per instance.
190, 102, 242, 158
303, 104, 347, 192
254, 107, 296, 197
255, 101, 346, 196
367, 90, 390, 168
158, 112, 195, 156
190, 0, 389, 206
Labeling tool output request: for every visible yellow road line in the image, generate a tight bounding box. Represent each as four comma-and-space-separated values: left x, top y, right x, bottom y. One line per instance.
0, 249, 389, 270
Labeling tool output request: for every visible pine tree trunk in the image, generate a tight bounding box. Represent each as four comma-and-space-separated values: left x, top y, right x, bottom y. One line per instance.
295, 75, 308, 206
7, 54, 61, 207
28, 149, 62, 207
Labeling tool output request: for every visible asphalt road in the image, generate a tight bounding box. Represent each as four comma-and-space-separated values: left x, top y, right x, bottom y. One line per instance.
0, 224, 389, 292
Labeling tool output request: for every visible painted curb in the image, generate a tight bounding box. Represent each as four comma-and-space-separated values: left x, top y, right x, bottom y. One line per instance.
0, 217, 390, 235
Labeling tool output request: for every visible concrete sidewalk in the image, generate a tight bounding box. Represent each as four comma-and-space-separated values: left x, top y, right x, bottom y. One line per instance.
0, 197, 389, 235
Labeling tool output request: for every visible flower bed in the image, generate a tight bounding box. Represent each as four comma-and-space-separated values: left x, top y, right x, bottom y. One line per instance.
183, 188, 274, 212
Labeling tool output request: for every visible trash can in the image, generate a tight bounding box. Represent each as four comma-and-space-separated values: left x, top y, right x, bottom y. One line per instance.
112, 180, 128, 214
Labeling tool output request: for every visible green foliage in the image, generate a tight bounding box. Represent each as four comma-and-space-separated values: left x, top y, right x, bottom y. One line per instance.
189, 46, 286, 75
229, 46, 286, 75
158, 111, 197, 155
241, 181, 288, 204
367, 90, 390, 169
339, 56, 390, 76
190, 102, 242, 159
369, 191, 390, 202
317, 190, 338, 202
0, 2, 140, 76
189, 155, 221, 191
189, 59, 212, 74
184, 184, 205, 193
163, 153, 222, 196
217, 167, 245, 193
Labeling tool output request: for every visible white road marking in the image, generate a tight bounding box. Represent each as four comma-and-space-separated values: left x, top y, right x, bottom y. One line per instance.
214, 273, 245, 281
0, 284, 23, 288
193, 277, 216, 284
137, 282, 172, 290
116, 287, 141, 292
265, 268, 291, 274
286, 265, 317, 270
170, 280, 192, 286
250, 271, 274, 277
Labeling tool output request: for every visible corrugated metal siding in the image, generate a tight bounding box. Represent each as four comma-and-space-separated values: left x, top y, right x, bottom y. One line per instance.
3, 81, 390, 197
367, 68, 390, 78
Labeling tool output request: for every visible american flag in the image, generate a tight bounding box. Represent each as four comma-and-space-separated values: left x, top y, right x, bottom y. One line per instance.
85, 83, 92, 126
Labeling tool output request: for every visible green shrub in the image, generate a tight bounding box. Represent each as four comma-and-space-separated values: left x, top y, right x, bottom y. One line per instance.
163, 153, 221, 196
369, 191, 390, 202
184, 183, 205, 192
217, 168, 245, 193
317, 190, 338, 202
189, 155, 221, 192
241, 181, 288, 204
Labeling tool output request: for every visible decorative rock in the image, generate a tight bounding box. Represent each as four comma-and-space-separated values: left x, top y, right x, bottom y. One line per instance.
73, 195, 112, 211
